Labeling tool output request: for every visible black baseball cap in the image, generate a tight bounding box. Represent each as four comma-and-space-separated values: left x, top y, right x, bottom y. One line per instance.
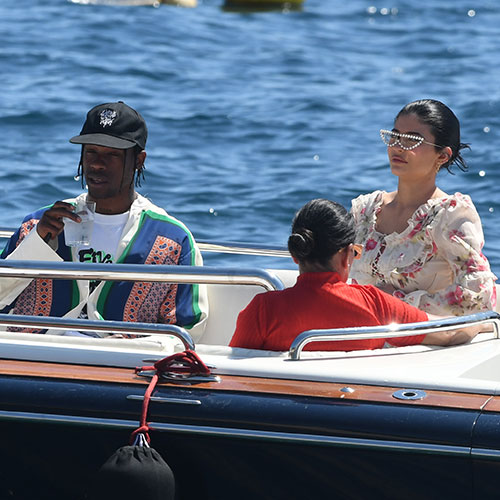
70, 101, 148, 150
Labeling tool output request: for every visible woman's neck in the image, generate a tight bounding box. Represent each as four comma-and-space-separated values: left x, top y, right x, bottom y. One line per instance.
298, 252, 349, 282
392, 179, 440, 210
376, 180, 443, 235
298, 261, 332, 274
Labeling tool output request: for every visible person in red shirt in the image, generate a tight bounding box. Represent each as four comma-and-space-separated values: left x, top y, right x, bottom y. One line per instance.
229, 199, 480, 352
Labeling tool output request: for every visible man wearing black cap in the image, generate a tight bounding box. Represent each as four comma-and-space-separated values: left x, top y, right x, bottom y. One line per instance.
0, 102, 208, 337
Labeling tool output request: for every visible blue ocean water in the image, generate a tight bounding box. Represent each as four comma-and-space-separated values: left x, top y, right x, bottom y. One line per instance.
2, 0, 500, 272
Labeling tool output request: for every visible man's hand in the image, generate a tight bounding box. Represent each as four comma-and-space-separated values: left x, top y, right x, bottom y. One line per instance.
36, 201, 80, 243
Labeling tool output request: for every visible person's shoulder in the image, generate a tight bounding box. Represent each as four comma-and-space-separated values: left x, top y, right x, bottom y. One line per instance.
242, 289, 276, 315
134, 194, 195, 236
133, 193, 165, 215
432, 192, 480, 221
351, 282, 384, 298
352, 282, 400, 305
250, 288, 290, 310
433, 192, 475, 209
352, 190, 384, 204
351, 190, 384, 212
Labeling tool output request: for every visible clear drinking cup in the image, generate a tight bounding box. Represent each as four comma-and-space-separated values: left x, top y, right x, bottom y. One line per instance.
64, 199, 96, 247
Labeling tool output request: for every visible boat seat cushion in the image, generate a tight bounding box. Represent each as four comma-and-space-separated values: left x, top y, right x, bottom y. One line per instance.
198, 269, 298, 346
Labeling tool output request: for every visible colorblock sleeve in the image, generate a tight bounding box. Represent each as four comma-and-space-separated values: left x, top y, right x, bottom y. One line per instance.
0, 223, 63, 309
162, 232, 209, 338
401, 198, 496, 315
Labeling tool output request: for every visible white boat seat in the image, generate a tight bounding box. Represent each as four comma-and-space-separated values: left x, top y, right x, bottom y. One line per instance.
199, 276, 500, 347
198, 269, 298, 346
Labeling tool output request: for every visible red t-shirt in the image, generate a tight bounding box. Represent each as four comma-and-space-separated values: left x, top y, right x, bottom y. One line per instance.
229, 272, 427, 351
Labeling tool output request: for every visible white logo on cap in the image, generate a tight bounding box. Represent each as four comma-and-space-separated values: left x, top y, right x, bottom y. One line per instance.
99, 109, 117, 128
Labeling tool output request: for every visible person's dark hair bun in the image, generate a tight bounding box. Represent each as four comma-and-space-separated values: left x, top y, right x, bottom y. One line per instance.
288, 229, 315, 259
288, 199, 355, 267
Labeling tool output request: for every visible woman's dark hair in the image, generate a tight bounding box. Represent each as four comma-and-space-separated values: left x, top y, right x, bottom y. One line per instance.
288, 199, 355, 267
396, 99, 469, 173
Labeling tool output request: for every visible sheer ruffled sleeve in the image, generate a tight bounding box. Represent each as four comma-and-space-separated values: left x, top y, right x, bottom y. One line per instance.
350, 191, 382, 245
401, 195, 496, 315
350, 191, 383, 285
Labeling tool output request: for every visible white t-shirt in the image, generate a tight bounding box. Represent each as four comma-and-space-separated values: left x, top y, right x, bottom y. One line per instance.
69, 211, 130, 332
73, 211, 129, 264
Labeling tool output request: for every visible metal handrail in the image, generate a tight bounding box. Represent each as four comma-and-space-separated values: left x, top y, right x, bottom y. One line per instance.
198, 241, 289, 258
0, 230, 14, 239
0, 228, 290, 259
0, 260, 285, 291
288, 311, 500, 360
0, 313, 195, 350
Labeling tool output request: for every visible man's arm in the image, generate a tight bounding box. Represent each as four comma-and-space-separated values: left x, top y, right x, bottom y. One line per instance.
172, 240, 208, 335
0, 200, 79, 309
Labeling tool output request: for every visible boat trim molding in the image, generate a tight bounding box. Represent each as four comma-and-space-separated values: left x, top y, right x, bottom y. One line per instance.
0, 409, 477, 458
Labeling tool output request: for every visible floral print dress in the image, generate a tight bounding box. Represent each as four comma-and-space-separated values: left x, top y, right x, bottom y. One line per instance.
350, 190, 497, 316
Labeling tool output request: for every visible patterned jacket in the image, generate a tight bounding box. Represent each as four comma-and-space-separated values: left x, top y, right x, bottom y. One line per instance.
0, 193, 208, 337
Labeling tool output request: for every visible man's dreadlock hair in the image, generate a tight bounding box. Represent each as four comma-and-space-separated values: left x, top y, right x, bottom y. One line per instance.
132, 145, 146, 187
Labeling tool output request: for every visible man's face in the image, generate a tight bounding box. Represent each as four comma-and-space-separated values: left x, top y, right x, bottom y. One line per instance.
82, 144, 135, 203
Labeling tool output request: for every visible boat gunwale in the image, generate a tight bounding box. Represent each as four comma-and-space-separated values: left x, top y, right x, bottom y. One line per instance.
0, 357, 496, 413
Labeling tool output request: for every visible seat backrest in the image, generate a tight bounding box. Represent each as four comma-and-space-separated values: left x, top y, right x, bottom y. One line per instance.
198, 269, 298, 346
200, 277, 499, 347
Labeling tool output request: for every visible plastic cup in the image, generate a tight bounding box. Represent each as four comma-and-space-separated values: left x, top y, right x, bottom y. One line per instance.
64, 199, 96, 247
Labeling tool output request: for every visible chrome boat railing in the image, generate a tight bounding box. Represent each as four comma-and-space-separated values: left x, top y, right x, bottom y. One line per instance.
0, 228, 291, 259
0, 313, 196, 350
197, 241, 289, 258
0, 261, 284, 345
0, 260, 285, 292
0, 229, 15, 240
289, 311, 500, 360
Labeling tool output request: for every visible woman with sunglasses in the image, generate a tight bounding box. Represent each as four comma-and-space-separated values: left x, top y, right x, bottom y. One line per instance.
350, 99, 496, 316
229, 198, 478, 351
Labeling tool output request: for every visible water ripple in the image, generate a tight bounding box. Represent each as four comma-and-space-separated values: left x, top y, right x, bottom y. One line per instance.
2, 0, 500, 270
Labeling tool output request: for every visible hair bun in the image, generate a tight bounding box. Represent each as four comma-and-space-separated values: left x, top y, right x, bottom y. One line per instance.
288, 229, 315, 259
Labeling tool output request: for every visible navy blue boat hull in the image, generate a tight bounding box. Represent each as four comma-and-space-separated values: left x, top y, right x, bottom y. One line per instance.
1, 371, 500, 499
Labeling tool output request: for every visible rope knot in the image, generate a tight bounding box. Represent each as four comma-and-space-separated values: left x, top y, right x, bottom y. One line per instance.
130, 350, 210, 445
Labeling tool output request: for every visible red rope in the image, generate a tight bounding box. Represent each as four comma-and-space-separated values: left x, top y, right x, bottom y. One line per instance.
130, 350, 210, 445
